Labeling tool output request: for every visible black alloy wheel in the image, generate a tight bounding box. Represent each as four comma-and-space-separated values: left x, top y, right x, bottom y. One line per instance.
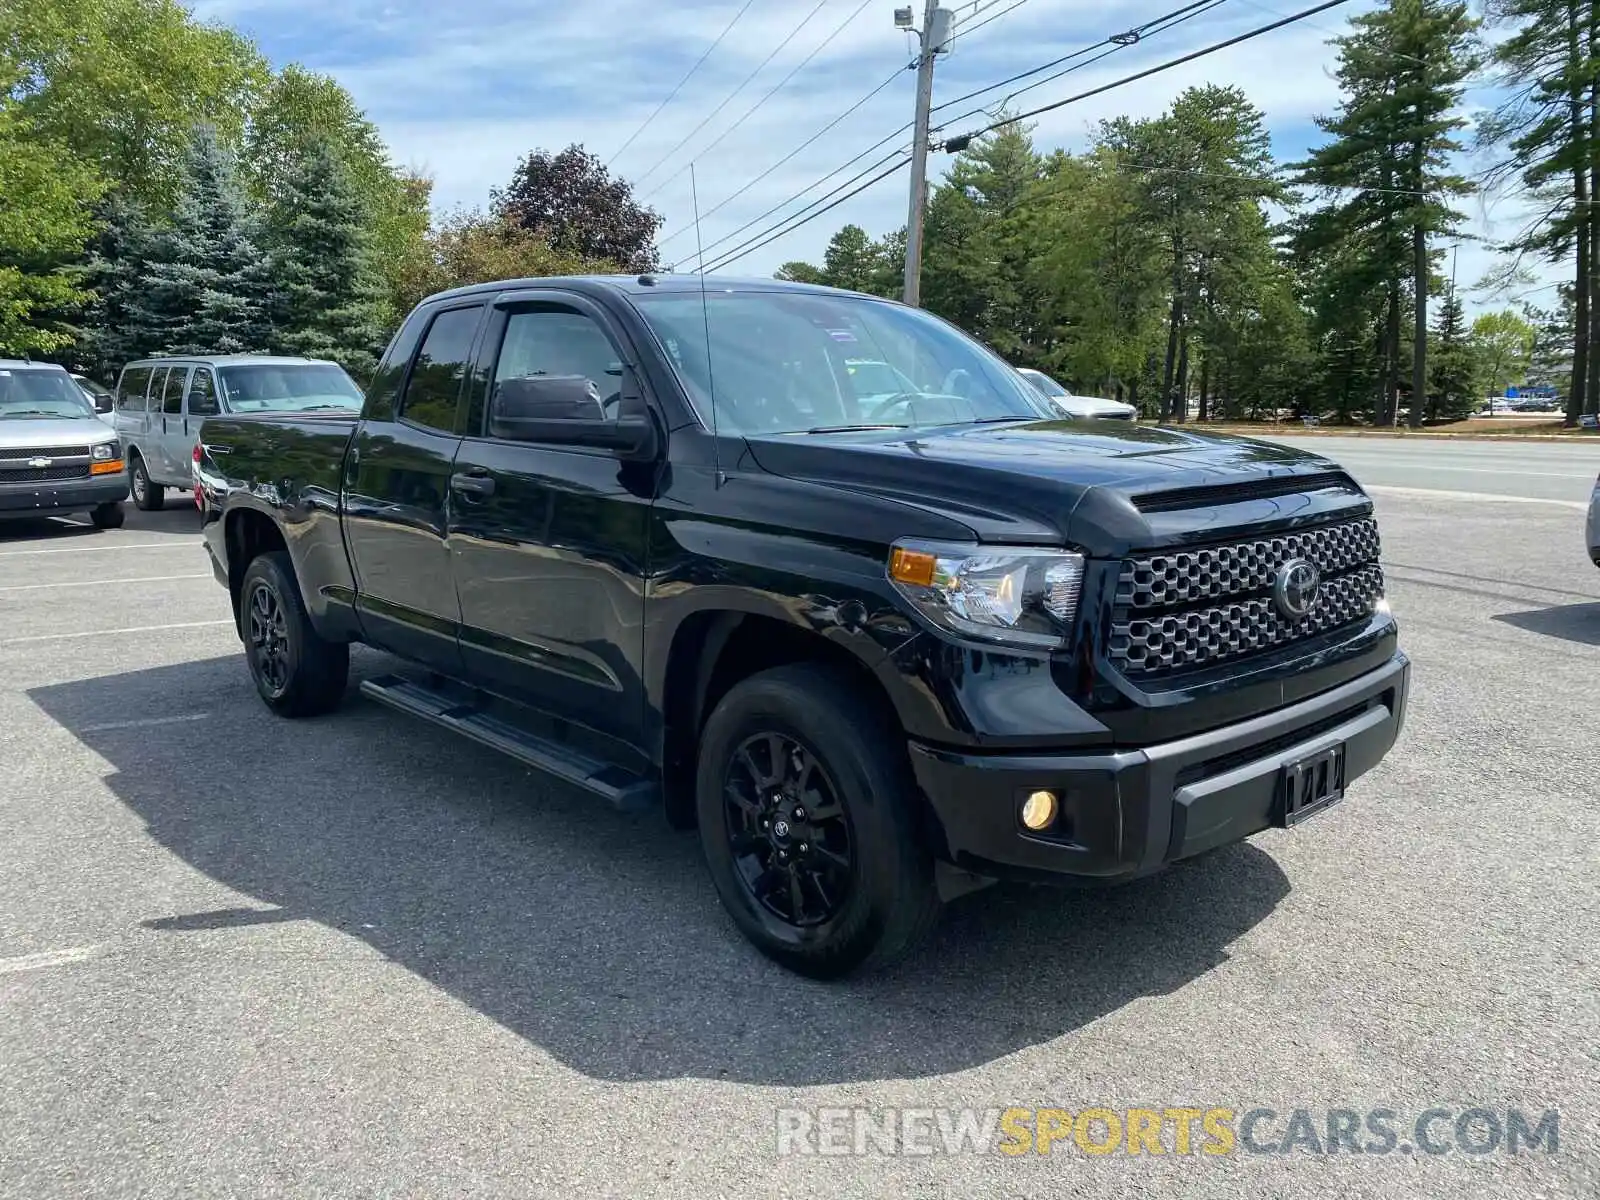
247, 579, 291, 699
723, 731, 855, 928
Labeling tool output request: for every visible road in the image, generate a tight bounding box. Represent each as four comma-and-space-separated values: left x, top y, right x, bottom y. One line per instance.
0, 452, 1597, 1199
1262, 434, 1600, 505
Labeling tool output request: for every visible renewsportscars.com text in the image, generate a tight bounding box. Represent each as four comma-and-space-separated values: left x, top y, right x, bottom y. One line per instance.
774, 1105, 1560, 1158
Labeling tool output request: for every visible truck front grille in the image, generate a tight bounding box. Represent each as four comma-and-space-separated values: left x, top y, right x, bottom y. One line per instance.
1110, 515, 1384, 677
0, 445, 93, 462
1, 463, 92, 483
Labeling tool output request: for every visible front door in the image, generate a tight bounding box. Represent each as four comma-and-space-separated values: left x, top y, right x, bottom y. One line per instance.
342, 301, 484, 672
448, 294, 656, 751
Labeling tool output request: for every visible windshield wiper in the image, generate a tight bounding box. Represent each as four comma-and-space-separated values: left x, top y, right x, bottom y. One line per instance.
302, 404, 359, 411
0, 410, 65, 418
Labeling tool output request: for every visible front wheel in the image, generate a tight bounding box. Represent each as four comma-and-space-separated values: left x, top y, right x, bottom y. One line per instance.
239, 551, 349, 718
695, 664, 941, 979
129, 455, 164, 511
89, 502, 124, 529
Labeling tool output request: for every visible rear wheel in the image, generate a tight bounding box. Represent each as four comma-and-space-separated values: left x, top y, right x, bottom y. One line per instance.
129, 454, 163, 511
695, 664, 940, 979
240, 551, 349, 718
89, 502, 124, 529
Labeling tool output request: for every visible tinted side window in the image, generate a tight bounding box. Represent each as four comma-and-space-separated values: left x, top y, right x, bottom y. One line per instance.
399, 306, 481, 434
162, 366, 189, 414
187, 368, 219, 416
117, 367, 150, 411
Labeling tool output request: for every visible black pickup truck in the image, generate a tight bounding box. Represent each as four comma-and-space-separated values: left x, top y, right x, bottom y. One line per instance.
197, 274, 1410, 978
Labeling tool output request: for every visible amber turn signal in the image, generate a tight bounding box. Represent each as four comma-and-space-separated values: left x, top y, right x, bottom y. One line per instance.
90, 459, 124, 476
889, 547, 937, 587
1020, 790, 1058, 831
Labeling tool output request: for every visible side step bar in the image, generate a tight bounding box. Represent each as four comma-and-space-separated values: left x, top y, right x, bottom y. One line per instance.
359, 673, 658, 813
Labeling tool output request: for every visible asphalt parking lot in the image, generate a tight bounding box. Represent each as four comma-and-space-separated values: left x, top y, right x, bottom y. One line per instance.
1, 443, 1598, 1199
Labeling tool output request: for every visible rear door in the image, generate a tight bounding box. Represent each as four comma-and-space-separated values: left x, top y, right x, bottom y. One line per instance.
152, 363, 193, 484
342, 301, 485, 672
447, 291, 656, 750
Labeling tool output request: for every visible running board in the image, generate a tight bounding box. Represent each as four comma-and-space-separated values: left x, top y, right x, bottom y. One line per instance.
359, 674, 658, 813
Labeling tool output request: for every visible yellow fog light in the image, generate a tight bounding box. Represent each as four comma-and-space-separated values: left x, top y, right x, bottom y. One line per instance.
1021, 790, 1058, 831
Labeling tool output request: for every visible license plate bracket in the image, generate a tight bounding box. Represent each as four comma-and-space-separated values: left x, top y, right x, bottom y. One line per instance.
1276, 744, 1347, 828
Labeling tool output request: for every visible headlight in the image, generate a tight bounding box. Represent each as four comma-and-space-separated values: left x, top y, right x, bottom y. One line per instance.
92, 442, 116, 460
888, 540, 1085, 649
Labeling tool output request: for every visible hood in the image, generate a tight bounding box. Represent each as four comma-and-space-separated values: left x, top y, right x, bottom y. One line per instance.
743, 419, 1371, 556
0, 416, 120, 449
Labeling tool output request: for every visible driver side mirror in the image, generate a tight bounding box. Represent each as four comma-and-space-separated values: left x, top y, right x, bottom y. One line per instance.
488, 373, 658, 460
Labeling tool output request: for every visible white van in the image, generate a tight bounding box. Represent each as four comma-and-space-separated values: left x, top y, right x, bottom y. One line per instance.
113, 355, 364, 509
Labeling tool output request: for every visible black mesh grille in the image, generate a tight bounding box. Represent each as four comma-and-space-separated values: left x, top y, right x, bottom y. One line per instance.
0, 445, 92, 461
0, 463, 91, 482
1110, 515, 1385, 677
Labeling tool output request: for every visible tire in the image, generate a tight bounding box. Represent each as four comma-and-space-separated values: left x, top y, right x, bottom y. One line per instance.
695, 663, 941, 979
129, 454, 164, 511
239, 551, 349, 718
89, 502, 125, 529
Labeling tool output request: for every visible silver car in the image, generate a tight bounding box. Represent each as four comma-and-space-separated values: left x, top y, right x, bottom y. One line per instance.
1588, 468, 1600, 568
1016, 367, 1139, 421
113, 354, 364, 511
0, 360, 127, 529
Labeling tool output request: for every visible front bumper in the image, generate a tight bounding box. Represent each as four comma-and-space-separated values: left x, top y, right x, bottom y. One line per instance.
911, 650, 1411, 885
0, 474, 129, 517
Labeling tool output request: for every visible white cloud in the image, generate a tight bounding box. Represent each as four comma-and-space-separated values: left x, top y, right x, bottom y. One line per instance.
209, 0, 1561, 311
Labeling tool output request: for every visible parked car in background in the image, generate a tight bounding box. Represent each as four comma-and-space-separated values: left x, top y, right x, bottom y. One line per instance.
1588, 467, 1599, 568
114, 354, 363, 511
71, 373, 117, 424
0, 360, 127, 529
1016, 367, 1139, 421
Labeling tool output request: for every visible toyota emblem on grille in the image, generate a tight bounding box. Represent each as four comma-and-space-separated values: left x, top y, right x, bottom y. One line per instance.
1273, 558, 1321, 620
28, 457, 51, 469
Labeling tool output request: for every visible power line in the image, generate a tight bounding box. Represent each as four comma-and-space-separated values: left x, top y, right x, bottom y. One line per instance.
699, 157, 913, 273
947, 0, 1033, 44
633, 0, 831, 190
681, 144, 912, 271
642, 0, 880, 203
656, 59, 913, 252
931, 0, 1225, 117
669, 0, 1226, 269
941, 0, 1359, 152
605, 0, 758, 168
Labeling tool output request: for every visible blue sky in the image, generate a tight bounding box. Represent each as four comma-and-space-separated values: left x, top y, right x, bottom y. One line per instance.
193, 0, 1559, 313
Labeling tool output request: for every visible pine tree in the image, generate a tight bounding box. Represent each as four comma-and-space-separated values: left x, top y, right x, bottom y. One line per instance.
132, 125, 278, 356
79, 193, 160, 376
1295, 0, 1479, 426
1483, 0, 1600, 424
268, 137, 387, 380
1428, 286, 1476, 420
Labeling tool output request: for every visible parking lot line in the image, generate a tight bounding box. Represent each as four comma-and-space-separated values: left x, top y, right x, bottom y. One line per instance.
1366, 485, 1587, 510
1, 619, 232, 645
0, 541, 198, 558
0, 945, 101, 974
77, 713, 213, 734
0, 574, 210, 592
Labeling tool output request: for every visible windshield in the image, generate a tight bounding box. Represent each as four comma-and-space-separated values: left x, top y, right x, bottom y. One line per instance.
0, 368, 98, 419
630, 290, 1056, 435
217, 363, 364, 412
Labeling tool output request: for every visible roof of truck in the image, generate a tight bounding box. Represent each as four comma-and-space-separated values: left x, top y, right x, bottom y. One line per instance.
0, 359, 70, 370
422, 274, 892, 305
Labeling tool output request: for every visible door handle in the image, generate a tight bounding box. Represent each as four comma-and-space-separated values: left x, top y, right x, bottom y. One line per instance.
450, 472, 496, 497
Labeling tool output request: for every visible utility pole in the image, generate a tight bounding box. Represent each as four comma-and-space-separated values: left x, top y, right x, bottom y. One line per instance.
901, 1, 950, 307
